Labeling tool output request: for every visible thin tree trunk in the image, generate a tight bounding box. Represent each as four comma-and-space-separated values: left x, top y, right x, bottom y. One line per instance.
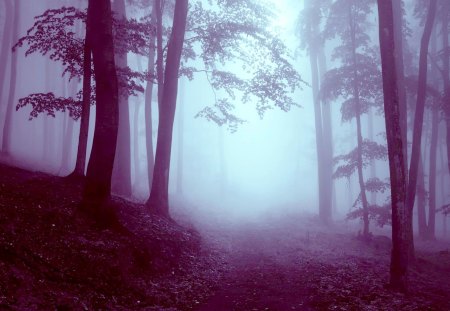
377, 0, 409, 292
146, 0, 188, 217
350, 4, 369, 237
145, 1, 157, 193
441, 1, 450, 177
426, 107, 439, 240
318, 47, 334, 218
71, 19, 92, 177
368, 107, 377, 205
406, 0, 437, 259
81, 0, 120, 227
305, 0, 328, 224
417, 155, 427, 238
0, 0, 13, 103
176, 78, 185, 195
1, 0, 19, 154
111, 0, 132, 197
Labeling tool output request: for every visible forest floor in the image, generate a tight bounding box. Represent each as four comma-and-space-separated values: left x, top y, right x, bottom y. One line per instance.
0, 163, 449, 310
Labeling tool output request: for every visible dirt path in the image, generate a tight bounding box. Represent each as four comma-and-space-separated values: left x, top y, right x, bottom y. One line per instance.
194, 222, 315, 311
191, 216, 450, 311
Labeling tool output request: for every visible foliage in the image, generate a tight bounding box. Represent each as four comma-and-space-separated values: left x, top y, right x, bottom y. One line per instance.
186, 0, 303, 130
17, 92, 83, 120
14, 6, 152, 120
347, 178, 392, 228
346, 202, 391, 227
333, 140, 387, 179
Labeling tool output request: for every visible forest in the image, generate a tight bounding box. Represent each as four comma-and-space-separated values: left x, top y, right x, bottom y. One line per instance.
0, 0, 449, 310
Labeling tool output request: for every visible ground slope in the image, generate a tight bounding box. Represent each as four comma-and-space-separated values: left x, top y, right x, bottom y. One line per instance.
0, 163, 449, 310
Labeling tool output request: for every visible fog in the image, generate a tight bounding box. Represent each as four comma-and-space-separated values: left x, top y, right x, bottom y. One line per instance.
1, 0, 449, 233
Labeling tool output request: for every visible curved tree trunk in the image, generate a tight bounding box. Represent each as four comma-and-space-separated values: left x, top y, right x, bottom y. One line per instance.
71, 20, 92, 177
81, 0, 119, 227
146, 0, 188, 217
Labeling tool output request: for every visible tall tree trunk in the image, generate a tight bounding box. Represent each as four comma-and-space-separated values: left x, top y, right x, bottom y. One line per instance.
426, 107, 439, 240
176, 78, 185, 195
305, 0, 329, 224
368, 107, 377, 205
0, 0, 13, 103
81, 0, 119, 226
145, 2, 157, 193
377, 0, 409, 292
60, 75, 78, 174
441, 1, 450, 177
71, 18, 92, 177
406, 0, 437, 259
350, 5, 369, 237
417, 155, 427, 238
1, 0, 19, 154
392, 0, 408, 172
156, 0, 164, 110
111, 0, 132, 197
318, 47, 334, 218
146, 0, 188, 217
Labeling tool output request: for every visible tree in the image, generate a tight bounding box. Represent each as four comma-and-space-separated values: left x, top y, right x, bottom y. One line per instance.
298, 0, 333, 224
14, 6, 150, 177
111, 0, 133, 197
146, 0, 188, 216
406, 0, 437, 255
377, 0, 409, 292
1, 0, 20, 154
80, 0, 120, 225
0, 0, 13, 104
321, 0, 386, 238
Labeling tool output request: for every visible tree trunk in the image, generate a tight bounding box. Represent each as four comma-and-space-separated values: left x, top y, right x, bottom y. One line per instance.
349, 4, 369, 237
1, 0, 19, 154
406, 0, 437, 259
145, 2, 157, 194
368, 107, 377, 205
417, 155, 427, 239
392, 0, 408, 172
305, 0, 329, 224
318, 47, 334, 218
176, 78, 185, 195
81, 0, 119, 226
377, 0, 409, 292
146, 0, 188, 217
0, 0, 13, 103
111, 0, 132, 197
441, 1, 450, 177
426, 107, 439, 240
71, 19, 92, 177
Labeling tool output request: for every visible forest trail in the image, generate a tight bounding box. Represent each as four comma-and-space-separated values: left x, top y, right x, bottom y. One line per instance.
196, 223, 313, 310
0, 164, 449, 310
191, 211, 450, 311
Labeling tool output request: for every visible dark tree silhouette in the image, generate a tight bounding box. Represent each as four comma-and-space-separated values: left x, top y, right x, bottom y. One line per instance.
377, 0, 409, 292
80, 0, 120, 225
146, 0, 189, 217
